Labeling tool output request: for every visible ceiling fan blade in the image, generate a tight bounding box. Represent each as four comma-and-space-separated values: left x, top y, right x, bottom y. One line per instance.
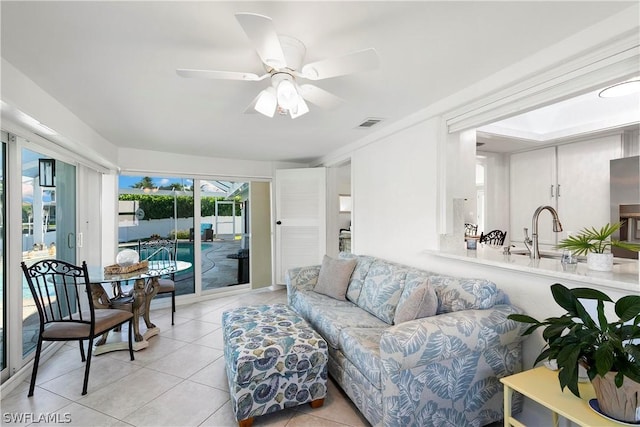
235, 12, 287, 69
300, 48, 379, 80
176, 69, 268, 81
299, 84, 345, 109
247, 87, 277, 117
289, 96, 309, 119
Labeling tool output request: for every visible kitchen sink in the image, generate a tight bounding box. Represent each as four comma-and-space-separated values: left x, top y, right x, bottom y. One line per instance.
509, 249, 623, 265
508, 248, 568, 259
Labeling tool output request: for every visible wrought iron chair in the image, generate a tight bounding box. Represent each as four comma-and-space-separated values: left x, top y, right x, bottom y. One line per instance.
479, 229, 507, 246
21, 259, 134, 396
464, 223, 478, 237
138, 239, 177, 325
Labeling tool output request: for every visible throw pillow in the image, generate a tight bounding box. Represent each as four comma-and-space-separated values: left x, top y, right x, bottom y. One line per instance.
429, 275, 500, 314
357, 260, 408, 324
339, 253, 375, 303
314, 255, 357, 301
394, 278, 437, 324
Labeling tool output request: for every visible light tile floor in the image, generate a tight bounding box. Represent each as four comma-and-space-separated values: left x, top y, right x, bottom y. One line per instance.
2, 288, 371, 427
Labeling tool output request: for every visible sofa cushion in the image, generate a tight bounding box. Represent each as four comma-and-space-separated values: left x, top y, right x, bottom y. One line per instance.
339, 253, 375, 303
339, 327, 384, 389
394, 273, 438, 324
295, 291, 387, 348
291, 289, 354, 324
429, 275, 501, 314
314, 255, 357, 301
357, 260, 409, 325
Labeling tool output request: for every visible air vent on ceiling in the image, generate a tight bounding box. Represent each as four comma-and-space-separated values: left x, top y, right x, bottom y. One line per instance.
357, 117, 384, 129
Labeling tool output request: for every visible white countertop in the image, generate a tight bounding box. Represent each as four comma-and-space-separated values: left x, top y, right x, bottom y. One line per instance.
427, 245, 639, 293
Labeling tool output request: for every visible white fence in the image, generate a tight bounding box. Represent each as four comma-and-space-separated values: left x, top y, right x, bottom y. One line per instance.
118, 216, 243, 243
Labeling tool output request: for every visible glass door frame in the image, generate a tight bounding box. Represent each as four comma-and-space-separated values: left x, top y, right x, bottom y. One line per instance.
2, 132, 80, 385
0, 135, 7, 382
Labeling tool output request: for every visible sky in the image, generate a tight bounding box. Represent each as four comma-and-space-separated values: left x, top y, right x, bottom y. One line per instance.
118, 176, 193, 190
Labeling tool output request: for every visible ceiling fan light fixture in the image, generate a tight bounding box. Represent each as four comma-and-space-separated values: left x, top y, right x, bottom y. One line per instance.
178, 13, 380, 118
276, 78, 299, 111
598, 78, 640, 98
254, 88, 277, 117
289, 97, 309, 119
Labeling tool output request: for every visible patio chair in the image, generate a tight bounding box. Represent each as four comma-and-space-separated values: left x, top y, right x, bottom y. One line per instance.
138, 238, 177, 325
464, 223, 478, 237
479, 229, 507, 246
21, 259, 134, 396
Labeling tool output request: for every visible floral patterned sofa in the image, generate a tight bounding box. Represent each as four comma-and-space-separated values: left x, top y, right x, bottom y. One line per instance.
286, 253, 526, 427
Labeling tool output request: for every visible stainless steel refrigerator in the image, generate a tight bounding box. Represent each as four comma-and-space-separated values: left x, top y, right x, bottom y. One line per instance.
610, 156, 640, 259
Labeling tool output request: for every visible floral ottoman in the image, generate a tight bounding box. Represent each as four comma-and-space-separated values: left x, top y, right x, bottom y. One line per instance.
222, 303, 328, 427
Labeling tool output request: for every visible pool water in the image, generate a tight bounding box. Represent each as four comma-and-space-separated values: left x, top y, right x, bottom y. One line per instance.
16, 242, 207, 299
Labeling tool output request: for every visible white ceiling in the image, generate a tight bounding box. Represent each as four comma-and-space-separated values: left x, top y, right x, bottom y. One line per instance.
1, 1, 636, 163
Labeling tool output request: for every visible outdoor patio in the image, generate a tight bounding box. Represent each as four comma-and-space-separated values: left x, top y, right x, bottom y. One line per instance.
173, 238, 246, 295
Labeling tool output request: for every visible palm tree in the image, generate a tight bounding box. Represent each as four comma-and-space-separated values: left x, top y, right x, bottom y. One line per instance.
131, 176, 154, 190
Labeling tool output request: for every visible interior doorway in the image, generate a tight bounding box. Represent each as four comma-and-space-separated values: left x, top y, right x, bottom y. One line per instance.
336, 162, 351, 254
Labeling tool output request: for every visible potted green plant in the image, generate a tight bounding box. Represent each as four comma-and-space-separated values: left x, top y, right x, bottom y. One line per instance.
556, 222, 640, 271
508, 283, 640, 423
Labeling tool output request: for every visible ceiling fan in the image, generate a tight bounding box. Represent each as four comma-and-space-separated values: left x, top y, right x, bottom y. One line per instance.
176, 12, 379, 119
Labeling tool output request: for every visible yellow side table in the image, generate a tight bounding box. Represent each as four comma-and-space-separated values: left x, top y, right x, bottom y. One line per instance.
500, 366, 622, 427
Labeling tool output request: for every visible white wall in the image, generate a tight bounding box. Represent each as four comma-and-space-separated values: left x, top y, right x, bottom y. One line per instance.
117, 147, 304, 180
352, 119, 440, 262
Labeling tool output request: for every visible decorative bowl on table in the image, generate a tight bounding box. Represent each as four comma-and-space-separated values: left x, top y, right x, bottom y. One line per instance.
116, 249, 139, 267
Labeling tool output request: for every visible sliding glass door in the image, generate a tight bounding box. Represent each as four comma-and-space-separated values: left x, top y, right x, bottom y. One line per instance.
200, 180, 249, 291
0, 134, 80, 385
21, 148, 76, 357
117, 175, 195, 296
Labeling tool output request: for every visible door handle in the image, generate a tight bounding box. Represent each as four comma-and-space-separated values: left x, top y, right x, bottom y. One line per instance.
276, 221, 282, 225
550, 185, 554, 198
557, 184, 561, 197
67, 233, 75, 249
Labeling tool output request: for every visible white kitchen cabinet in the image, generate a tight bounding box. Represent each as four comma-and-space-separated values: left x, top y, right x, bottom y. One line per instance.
557, 135, 621, 236
509, 135, 622, 246
510, 147, 556, 245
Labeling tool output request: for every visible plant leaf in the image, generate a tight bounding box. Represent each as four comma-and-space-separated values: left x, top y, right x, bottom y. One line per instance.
507, 314, 541, 324
615, 295, 640, 322
550, 284, 578, 315
555, 222, 636, 255
594, 342, 614, 376
571, 287, 612, 302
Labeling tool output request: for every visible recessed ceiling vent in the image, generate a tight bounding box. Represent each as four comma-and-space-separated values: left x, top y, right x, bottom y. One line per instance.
357, 117, 384, 129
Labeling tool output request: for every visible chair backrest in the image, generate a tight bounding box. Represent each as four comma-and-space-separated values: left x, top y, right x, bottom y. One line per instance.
138, 238, 177, 268
464, 223, 478, 237
21, 259, 94, 329
479, 229, 507, 246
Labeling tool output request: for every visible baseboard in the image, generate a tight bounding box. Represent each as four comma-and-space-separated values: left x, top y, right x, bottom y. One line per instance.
0, 342, 64, 397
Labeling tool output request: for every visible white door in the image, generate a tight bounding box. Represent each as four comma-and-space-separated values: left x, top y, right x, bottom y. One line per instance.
510, 147, 557, 245
275, 168, 326, 284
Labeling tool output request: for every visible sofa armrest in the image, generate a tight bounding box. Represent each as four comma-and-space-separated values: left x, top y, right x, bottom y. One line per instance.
379, 304, 526, 426
285, 265, 321, 304
380, 304, 526, 372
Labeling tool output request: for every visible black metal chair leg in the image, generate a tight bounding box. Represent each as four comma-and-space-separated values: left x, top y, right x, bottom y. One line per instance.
28, 338, 43, 397
79, 340, 86, 362
128, 319, 135, 361
171, 291, 175, 325
82, 338, 94, 395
